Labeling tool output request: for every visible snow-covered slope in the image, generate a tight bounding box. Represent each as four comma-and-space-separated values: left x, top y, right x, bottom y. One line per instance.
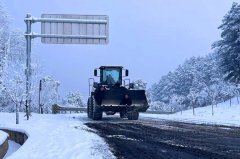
142, 97, 240, 126
0, 113, 115, 159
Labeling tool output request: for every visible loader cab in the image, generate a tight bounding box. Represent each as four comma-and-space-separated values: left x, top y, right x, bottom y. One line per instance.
94, 66, 128, 86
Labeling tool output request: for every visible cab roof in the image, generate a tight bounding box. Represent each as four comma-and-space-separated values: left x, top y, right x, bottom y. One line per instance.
99, 66, 123, 69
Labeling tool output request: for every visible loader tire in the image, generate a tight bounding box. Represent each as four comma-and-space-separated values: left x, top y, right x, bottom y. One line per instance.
127, 111, 139, 120
87, 97, 93, 119
92, 97, 103, 120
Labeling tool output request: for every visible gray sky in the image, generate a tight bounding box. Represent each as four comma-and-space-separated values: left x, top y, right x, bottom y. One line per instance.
3, 0, 236, 98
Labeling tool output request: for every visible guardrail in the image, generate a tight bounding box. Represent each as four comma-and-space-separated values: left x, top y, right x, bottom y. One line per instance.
52, 104, 175, 115
52, 104, 87, 114
144, 111, 176, 114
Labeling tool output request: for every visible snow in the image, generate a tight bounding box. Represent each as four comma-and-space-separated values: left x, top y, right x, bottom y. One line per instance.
142, 97, 240, 127
0, 130, 8, 145
106, 135, 142, 141
3, 141, 21, 159
1, 97, 239, 158
0, 113, 115, 159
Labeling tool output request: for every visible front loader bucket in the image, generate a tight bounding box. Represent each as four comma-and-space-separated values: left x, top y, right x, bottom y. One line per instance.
100, 88, 149, 112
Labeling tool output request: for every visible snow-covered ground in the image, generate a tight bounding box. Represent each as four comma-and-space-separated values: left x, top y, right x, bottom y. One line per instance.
0, 113, 115, 159
142, 97, 240, 127
1, 97, 239, 158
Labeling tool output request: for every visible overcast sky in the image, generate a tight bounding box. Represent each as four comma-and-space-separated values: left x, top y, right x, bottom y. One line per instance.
3, 0, 237, 98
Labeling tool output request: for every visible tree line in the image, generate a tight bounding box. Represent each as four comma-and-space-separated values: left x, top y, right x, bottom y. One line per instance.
149, 2, 240, 112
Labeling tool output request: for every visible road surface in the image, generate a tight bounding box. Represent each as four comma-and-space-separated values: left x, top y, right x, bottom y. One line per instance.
86, 116, 240, 159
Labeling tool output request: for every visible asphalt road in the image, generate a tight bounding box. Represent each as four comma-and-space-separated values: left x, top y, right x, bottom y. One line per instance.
86, 117, 240, 159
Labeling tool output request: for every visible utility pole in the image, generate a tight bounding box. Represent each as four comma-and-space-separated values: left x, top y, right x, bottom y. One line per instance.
55, 82, 60, 105
39, 79, 43, 114
24, 13, 32, 120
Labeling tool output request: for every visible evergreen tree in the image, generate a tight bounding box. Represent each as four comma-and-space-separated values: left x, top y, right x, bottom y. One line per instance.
213, 2, 240, 83
133, 79, 147, 90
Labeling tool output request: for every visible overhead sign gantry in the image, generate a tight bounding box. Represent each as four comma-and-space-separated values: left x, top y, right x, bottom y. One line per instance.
24, 13, 109, 118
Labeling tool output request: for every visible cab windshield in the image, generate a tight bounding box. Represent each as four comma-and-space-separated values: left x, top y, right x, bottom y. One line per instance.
102, 68, 120, 85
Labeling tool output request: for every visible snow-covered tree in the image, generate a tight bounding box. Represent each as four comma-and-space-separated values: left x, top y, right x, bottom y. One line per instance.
133, 79, 147, 90
64, 92, 86, 108
0, 1, 9, 53
149, 101, 169, 112
169, 94, 185, 112
39, 76, 60, 113
0, 1, 42, 119
0, 1, 25, 123
1, 30, 26, 123
213, 2, 240, 84
3, 67, 25, 124
0, 0, 10, 105
149, 51, 236, 112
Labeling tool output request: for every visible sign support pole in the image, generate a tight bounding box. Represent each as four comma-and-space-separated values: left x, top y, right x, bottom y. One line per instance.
23, 13, 108, 118
25, 13, 32, 120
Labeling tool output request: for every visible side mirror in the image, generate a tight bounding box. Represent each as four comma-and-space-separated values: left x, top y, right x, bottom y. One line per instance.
125, 69, 129, 76
94, 69, 97, 76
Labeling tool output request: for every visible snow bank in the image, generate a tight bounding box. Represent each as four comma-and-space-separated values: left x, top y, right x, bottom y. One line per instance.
141, 97, 240, 127
3, 141, 21, 158
0, 130, 8, 145
0, 113, 115, 159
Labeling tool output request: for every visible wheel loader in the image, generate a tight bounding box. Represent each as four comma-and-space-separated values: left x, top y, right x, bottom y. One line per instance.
87, 66, 149, 120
